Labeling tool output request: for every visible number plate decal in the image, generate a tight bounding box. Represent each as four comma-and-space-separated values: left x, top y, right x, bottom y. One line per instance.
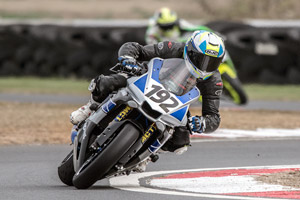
145, 84, 180, 113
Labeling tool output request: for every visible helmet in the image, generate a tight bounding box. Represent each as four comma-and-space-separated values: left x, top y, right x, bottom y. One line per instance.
184, 30, 225, 80
155, 7, 178, 30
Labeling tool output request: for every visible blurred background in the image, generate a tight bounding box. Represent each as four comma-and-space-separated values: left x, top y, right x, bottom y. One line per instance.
1, 0, 300, 20
0, 0, 300, 83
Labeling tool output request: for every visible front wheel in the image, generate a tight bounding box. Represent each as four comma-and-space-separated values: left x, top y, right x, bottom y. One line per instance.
58, 151, 75, 186
72, 123, 140, 189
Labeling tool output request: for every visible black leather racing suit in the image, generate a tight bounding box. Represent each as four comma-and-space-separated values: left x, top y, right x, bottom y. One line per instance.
91, 41, 223, 151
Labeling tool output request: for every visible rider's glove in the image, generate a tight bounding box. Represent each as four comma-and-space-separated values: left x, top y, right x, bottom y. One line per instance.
118, 55, 139, 72
118, 55, 143, 75
188, 116, 205, 134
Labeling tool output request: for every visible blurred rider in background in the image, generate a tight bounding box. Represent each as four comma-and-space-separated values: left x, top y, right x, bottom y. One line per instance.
145, 7, 211, 45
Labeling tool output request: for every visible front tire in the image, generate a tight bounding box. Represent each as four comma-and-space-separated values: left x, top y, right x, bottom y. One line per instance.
58, 151, 75, 186
72, 123, 140, 189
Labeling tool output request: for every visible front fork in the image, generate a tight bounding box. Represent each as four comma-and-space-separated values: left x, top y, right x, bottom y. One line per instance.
110, 105, 175, 171
122, 123, 174, 170
73, 89, 132, 172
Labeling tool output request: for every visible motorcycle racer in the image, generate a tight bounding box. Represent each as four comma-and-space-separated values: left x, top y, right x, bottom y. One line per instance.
70, 30, 225, 154
145, 7, 211, 44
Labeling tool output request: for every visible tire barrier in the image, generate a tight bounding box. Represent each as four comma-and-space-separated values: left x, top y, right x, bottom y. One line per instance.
0, 24, 146, 78
0, 20, 299, 84
206, 21, 300, 84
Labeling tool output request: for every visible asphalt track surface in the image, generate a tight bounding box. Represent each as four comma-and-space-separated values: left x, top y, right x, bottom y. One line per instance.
0, 138, 300, 200
1, 93, 300, 111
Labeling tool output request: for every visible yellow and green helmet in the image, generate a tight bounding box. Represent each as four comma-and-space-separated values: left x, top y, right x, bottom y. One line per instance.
184, 30, 225, 79
155, 7, 178, 30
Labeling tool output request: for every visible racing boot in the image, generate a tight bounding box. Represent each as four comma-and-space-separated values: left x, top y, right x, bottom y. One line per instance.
159, 145, 189, 155
70, 101, 92, 125
160, 126, 190, 155
70, 96, 100, 125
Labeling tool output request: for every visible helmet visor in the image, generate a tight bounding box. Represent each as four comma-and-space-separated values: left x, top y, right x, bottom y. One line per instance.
187, 41, 223, 73
158, 22, 176, 30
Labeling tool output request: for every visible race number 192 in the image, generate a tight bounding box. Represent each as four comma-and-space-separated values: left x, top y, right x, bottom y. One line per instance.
145, 85, 179, 113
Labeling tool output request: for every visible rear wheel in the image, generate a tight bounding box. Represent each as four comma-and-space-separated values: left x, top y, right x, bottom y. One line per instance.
58, 151, 75, 186
72, 123, 140, 189
222, 72, 248, 105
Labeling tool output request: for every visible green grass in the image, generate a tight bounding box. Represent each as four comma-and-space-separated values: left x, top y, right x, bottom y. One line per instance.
244, 84, 300, 101
0, 10, 57, 19
0, 77, 300, 101
0, 77, 90, 95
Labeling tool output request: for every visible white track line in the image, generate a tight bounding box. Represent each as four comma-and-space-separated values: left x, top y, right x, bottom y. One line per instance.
192, 128, 300, 139
109, 165, 300, 200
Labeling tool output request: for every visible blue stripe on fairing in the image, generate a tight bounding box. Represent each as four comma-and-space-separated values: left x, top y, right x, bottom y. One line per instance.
101, 98, 116, 113
151, 59, 163, 82
133, 58, 162, 93
148, 139, 161, 153
176, 87, 200, 104
134, 74, 148, 93
170, 106, 188, 121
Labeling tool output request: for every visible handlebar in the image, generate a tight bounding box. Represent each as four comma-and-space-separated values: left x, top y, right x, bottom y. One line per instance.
110, 62, 147, 76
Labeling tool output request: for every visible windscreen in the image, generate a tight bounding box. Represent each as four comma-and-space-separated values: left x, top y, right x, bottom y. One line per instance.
159, 58, 197, 96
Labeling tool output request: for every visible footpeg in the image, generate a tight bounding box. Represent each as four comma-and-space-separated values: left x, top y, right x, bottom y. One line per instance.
150, 154, 159, 162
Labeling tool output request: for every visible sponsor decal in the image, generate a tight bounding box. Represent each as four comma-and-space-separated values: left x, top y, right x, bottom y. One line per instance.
158, 42, 164, 50
168, 41, 172, 49
114, 106, 132, 121
141, 123, 157, 143
215, 90, 222, 96
205, 49, 218, 56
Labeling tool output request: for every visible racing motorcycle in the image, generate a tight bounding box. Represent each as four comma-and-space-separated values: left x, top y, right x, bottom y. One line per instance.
58, 58, 200, 189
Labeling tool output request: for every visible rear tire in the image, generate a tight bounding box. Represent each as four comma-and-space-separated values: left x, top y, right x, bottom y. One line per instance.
72, 123, 140, 189
222, 73, 248, 105
58, 151, 75, 186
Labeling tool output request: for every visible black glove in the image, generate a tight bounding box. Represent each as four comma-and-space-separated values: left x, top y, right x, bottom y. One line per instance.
188, 116, 205, 133
118, 55, 142, 74
88, 74, 127, 103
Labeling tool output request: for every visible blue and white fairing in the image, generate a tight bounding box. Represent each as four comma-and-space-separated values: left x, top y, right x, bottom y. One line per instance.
127, 58, 200, 127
